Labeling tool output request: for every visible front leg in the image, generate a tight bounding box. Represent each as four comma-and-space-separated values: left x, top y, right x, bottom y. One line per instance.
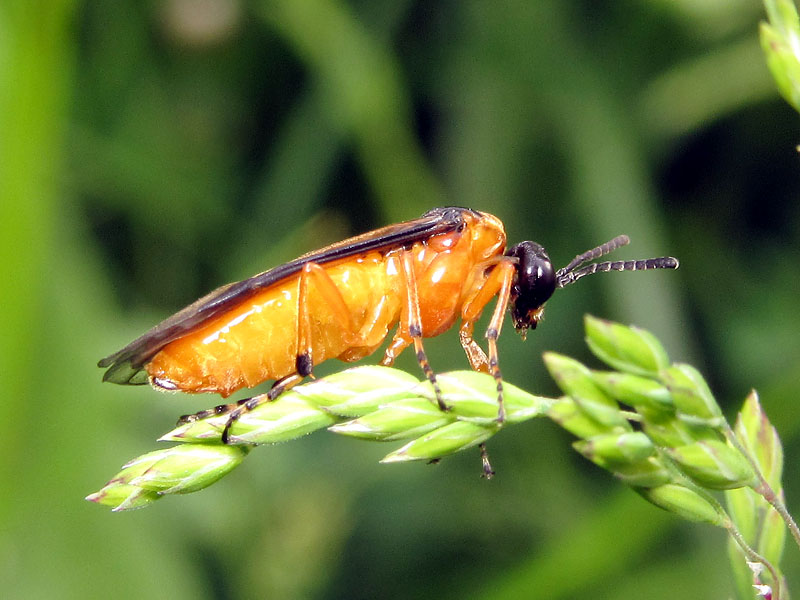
458, 321, 490, 373
459, 259, 517, 423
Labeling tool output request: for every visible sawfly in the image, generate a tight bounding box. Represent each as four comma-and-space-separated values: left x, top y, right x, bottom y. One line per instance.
99, 207, 678, 445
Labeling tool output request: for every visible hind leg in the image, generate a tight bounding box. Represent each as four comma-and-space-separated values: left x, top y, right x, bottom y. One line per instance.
179, 262, 365, 443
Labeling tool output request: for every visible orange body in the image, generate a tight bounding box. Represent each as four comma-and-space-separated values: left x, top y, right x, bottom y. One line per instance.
146, 211, 507, 397
99, 205, 678, 446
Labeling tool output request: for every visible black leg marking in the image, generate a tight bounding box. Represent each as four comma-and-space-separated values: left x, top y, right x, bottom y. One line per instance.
398, 248, 446, 413
221, 398, 260, 444
488, 356, 506, 423
221, 411, 241, 444
220, 374, 303, 444
176, 397, 255, 425
480, 443, 495, 479
179, 402, 234, 425
178, 412, 202, 425
296, 353, 313, 377
416, 347, 446, 412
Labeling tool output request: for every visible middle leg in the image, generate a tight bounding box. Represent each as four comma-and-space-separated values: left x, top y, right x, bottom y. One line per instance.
381, 250, 446, 411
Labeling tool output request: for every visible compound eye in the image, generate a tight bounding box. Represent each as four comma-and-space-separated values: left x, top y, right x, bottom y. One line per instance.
521, 253, 556, 309
506, 242, 556, 330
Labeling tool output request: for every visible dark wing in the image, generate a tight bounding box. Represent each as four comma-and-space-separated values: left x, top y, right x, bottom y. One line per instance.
98, 207, 473, 384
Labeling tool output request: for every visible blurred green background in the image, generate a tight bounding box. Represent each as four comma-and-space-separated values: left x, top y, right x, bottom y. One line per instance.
1, 0, 799, 597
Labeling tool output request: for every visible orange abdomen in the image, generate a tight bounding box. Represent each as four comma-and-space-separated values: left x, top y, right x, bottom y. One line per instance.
144, 213, 507, 397
146, 254, 402, 396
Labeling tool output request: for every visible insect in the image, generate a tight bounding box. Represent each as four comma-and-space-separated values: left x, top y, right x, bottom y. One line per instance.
99, 207, 678, 445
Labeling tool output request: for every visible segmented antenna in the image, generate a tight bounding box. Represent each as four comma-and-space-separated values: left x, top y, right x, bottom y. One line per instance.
558, 234, 630, 274
555, 236, 679, 288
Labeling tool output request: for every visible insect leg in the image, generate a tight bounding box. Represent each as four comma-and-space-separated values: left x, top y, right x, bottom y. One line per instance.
177, 400, 244, 425
219, 264, 360, 443
380, 331, 411, 366
296, 262, 358, 377
220, 373, 305, 444
458, 320, 490, 373
387, 250, 446, 411
460, 259, 516, 423
479, 443, 495, 479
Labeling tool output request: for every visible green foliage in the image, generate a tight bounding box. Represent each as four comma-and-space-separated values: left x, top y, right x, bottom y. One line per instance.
3, 1, 799, 598
761, 0, 800, 112
89, 317, 797, 598
726, 391, 788, 597
87, 444, 250, 511
89, 366, 554, 508
550, 317, 795, 599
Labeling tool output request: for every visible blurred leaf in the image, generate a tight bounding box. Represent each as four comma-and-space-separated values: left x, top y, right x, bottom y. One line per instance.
761, 0, 800, 112
258, 0, 445, 221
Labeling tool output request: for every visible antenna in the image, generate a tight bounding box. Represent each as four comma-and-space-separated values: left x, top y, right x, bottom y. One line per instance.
555, 236, 679, 289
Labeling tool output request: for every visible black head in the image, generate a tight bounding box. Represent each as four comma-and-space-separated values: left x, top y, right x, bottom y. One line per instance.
506, 235, 679, 336
505, 241, 556, 332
